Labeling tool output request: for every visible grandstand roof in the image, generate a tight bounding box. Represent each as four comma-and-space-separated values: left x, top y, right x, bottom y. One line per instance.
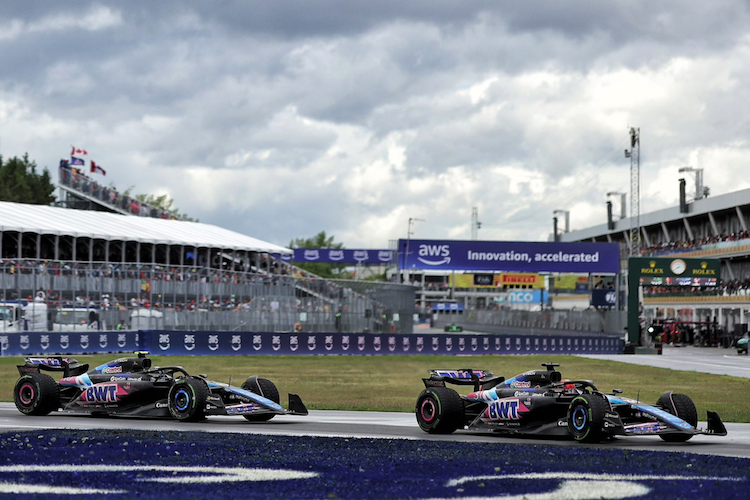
0, 201, 291, 254
561, 186, 750, 242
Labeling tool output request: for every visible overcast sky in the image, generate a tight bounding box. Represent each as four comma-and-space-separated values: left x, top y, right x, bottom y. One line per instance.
2, 1, 750, 250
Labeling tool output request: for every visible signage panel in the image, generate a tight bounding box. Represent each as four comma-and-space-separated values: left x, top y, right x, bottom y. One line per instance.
400, 239, 619, 273
293, 249, 394, 264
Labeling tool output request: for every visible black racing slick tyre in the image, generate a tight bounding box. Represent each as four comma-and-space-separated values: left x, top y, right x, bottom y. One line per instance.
13, 373, 60, 416
168, 378, 208, 422
567, 394, 608, 443
657, 392, 698, 442
415, 387, 465, 434
242, 377, 280, 422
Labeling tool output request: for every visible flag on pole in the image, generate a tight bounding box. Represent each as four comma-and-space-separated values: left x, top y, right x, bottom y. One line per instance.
91, 161, 107, 176
70, 157, 85, 166
71, 146, 88, 156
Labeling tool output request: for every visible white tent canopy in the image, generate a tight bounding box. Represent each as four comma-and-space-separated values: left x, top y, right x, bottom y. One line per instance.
0, 201, 291, 254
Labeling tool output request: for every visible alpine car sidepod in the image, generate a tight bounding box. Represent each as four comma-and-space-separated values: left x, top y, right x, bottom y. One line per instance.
14, 352, 308, 422
415, 363, 727, 443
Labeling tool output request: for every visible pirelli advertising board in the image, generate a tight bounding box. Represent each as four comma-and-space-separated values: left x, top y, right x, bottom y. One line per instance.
626, 257, 721, 344
449, 273, 545, 288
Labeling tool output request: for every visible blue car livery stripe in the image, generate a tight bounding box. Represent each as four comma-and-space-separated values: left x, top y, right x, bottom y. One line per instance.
225, 386, 283, 411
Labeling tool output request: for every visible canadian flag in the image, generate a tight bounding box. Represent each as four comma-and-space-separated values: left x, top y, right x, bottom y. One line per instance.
71, 146, 88, 156
91, 161, 106, 176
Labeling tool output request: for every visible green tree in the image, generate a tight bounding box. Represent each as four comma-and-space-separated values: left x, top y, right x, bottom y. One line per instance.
0, 154, 55, 205
289, 231, 351, 279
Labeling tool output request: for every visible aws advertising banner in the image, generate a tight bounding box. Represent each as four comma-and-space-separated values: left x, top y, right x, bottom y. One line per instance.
0, 331, 140, 356
293, 249, 394, 264
140, 331, 622, 356
400, 239, 620, 274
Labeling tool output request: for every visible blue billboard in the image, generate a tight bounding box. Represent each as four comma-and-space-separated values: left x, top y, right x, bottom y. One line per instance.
399, 239, 619, 274
293, 249, 394, 264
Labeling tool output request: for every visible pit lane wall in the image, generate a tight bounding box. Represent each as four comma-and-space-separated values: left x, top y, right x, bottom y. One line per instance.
0, 330, 623, 356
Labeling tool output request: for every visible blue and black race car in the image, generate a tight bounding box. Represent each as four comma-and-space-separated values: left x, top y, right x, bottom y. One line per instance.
14, 352, 308, 422
416, 363, 727, 443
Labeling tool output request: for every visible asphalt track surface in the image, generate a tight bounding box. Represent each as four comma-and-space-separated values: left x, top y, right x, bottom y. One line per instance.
1, 344, 748, 457
2, 344, 750, 459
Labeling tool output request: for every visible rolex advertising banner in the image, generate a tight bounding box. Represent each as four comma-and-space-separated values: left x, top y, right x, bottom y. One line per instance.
627, 257, 721, 344
400, 239, 620, 274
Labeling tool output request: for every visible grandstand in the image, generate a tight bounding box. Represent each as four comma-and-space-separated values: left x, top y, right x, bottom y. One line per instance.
561, 185, 750, 341
0, 200, 414, 334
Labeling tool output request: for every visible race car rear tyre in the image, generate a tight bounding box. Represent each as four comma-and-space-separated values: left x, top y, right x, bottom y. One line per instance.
242, 377, 280, 422
415, 386, 465, 434
13, 373, 60, 416
657, 392, 698, 442
567, 394, 608, 443
168, 378, 208, 422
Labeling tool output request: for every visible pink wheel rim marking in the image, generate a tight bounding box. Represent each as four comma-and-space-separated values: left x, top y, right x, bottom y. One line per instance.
19, 383, 35, 405
421, 400, 436, 422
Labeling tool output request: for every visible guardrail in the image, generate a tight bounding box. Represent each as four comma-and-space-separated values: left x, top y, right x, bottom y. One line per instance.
0, 330, 623, 356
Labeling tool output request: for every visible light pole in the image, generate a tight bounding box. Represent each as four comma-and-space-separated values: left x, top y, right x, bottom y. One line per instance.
552, 210, 569, 242
404, 217, 425, 283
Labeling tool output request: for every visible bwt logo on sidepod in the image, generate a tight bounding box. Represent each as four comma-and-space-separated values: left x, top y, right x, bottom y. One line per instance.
328, 250, 345, 261
417, 244, 451, 266
303, 249, 320, 261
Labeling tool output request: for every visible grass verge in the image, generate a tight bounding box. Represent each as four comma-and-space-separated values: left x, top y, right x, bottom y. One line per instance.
1, 354, 747, 422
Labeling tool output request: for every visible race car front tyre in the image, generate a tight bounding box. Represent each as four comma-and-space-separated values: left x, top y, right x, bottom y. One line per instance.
242, 377, 280, 422
168, 378, 208, 422
13, 373, 60, 416
415, 387, 465, 434
567, 394, 608, 443
656, 392, 698, 442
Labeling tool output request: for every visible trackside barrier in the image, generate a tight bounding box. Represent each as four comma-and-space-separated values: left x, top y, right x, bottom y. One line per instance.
0, 331, 140, 356
140, 331, 623, 356
0, 331, 623, 356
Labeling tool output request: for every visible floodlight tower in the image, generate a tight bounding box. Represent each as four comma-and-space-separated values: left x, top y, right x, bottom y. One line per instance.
678, 167, 709, 201
625, 127, 640, 256
471, 207, 482, 240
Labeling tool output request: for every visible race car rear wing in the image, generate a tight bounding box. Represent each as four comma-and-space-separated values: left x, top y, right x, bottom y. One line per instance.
423, 369, 505, 391
17, 357, 89, 378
